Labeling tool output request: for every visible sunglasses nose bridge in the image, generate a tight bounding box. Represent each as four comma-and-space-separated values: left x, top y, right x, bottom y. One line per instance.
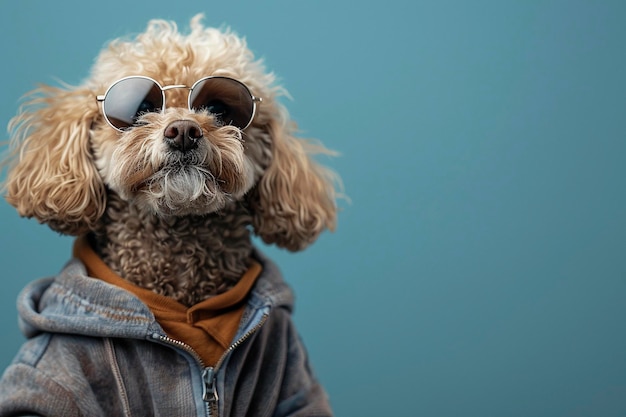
161, 85, 192, 110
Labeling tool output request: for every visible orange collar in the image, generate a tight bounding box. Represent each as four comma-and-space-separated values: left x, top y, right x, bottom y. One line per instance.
73, 235, 261, 366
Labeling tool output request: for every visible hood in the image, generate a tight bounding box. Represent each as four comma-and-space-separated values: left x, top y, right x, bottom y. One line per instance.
17, 249, 294, 340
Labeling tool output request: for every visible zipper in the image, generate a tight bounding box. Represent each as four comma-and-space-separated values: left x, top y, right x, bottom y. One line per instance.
202, 368, 219, 417
152, 312, 269, 417
214, 313, 269, 371
152, 334, 219, 415
153, 333, 206, 367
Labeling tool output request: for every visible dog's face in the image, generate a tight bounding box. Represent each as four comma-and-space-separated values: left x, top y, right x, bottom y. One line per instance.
90, 21, 279, 217
3, 16, 338, 251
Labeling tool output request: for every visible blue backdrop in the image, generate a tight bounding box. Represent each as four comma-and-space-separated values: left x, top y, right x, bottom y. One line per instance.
1, 1, 625, 416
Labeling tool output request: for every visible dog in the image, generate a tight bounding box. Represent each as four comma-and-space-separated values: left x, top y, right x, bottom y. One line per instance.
0, 15, 338, 416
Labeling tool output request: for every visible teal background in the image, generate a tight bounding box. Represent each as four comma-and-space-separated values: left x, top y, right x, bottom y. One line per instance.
1, 1, 625, 415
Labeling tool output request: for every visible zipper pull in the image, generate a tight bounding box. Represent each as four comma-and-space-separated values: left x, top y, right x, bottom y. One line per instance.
202, 367, 219, 415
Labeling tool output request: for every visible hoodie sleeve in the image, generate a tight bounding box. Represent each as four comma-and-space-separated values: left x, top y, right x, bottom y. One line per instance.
273, 324, 334, 417
0, 363, 80, 417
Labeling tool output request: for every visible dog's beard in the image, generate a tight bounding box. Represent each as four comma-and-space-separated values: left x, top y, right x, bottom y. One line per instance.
103, 122, 254, 217
141, 154, 228, 216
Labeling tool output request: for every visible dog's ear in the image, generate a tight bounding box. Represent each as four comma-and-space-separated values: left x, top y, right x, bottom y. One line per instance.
248, 116, 339, 251
2, 85, 106, 235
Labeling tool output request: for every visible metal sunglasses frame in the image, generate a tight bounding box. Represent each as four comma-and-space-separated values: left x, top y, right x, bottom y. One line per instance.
96, 75, 263, 132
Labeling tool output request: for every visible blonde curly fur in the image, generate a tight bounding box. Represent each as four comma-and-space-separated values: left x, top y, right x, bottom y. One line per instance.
2, 15, 339, 304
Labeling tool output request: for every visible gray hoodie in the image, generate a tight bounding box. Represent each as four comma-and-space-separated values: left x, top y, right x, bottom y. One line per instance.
0, 250, 332, 417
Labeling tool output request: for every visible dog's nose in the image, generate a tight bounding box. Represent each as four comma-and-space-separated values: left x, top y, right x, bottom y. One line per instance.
164, 120, 203, 152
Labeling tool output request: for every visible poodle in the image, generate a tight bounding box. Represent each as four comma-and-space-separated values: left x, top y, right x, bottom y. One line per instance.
0, 15, 338, 417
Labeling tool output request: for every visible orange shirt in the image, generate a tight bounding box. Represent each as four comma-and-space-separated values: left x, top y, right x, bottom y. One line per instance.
73, 236, 261, 366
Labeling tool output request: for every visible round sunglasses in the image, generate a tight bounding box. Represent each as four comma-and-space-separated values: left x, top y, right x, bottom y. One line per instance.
96, 76, 262, 132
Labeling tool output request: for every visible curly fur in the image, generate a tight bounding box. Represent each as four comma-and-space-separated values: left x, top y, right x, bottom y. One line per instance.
2, 15, 339, 305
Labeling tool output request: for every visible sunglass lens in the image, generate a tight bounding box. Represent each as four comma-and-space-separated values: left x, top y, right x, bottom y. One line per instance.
103, 78, 163, 130
190, 78, 254, 129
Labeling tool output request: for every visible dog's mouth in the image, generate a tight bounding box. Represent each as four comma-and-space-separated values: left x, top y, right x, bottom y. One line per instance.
128, 144, 251, 217
126, 150, 242, 215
